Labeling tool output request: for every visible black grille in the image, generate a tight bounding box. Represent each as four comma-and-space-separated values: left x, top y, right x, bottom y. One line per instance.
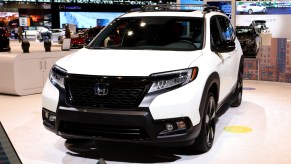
65, 75, 151, 108
60, 121, 150, 140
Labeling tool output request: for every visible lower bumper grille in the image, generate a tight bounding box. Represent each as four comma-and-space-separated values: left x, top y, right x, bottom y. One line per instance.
59, 121, 150, 140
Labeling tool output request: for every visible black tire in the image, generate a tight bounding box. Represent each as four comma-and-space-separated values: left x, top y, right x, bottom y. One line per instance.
231, 71, 243, 107
262, 8, 266, 13
190, 92, 217, 153
248, 9, 253, 14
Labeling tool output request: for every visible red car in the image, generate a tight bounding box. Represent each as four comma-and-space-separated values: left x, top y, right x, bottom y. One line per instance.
70, 26, 103, 49
70, 35, 85, 49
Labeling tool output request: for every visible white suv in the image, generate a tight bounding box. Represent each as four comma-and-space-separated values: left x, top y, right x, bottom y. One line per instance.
42, 4, 243, 153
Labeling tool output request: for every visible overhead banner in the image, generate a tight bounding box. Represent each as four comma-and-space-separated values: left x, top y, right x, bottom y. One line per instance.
236, 1, 291, 15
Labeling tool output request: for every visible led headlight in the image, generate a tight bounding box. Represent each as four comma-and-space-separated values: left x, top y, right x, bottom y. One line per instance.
148, 67, 198, 93
49, 65, 67, 89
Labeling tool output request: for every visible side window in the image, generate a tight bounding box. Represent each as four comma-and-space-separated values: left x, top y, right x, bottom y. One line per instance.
217, 16, 235, 42
210, 16, 223, 49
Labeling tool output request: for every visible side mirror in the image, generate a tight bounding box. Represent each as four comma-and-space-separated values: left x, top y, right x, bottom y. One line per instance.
212, 41, 236, 53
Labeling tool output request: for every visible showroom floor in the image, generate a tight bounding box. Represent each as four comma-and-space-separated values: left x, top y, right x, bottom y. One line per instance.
0, 80, 291, 164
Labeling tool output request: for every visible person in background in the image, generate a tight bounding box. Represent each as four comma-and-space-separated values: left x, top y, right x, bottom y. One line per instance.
14, 26, 18, 39
18, 26, 23, 43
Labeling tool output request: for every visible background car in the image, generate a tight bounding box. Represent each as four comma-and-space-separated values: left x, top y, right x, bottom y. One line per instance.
250, 20, 270, 33
0, 28, 11, 52
70, 26, 103, 48
49, 29, 66, 42
237, 3, 267, 14
236, 26, 261, 58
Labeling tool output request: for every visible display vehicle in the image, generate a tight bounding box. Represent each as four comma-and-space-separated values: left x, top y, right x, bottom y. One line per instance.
236, 26, 261, 58
42, 4, 243, 153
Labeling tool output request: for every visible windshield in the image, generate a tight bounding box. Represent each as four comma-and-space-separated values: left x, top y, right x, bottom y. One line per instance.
88, 16, 204, 51
236, 28, 254, 36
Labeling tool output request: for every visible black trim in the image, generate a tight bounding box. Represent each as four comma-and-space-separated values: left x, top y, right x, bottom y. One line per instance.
0, 122, 22, 164
42, 107, 201, 147
217, 83, 236, 110
199, 72, 220, 118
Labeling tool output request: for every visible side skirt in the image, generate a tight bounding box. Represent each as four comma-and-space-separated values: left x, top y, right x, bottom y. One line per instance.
216, 84, 237, 117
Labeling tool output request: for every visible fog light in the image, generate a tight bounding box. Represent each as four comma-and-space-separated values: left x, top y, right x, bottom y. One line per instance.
49, 115, 56, 122
176, 121, 186, 129
165, 123, 174, 131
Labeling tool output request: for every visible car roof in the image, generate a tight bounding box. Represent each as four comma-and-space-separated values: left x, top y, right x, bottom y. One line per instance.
121, 11, 205, 18
119, 4, 225, 18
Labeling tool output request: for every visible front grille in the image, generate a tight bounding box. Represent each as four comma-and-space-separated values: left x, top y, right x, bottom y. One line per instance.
60, 121, 150, 140
65, 75, 151, 108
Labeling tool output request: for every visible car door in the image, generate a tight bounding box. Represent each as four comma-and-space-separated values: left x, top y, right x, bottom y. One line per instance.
210, 16, 237, 102
253, 4, 262, 12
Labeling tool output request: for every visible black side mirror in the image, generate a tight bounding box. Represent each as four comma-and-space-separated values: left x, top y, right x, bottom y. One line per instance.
212, 41, 236, 53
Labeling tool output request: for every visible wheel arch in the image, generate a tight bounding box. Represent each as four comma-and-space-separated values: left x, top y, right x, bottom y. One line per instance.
238, 56, 244, 77
198, 72, 220, 119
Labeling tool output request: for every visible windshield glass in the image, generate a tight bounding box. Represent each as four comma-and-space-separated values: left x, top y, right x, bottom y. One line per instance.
88, 16, 204, 51
236, 28, 254, 36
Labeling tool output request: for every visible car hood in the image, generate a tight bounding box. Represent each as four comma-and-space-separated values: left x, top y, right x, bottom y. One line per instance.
56, 48, 202, 76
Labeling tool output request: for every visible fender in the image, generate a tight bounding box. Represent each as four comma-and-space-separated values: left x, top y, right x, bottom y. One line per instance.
198, 72, 220, 119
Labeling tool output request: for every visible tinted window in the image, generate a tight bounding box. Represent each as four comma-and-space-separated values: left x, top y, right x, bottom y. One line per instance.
89, 17, 204, 51
236, 28, 254, 36
210, 15, 235, 51
217, 16, 235, 42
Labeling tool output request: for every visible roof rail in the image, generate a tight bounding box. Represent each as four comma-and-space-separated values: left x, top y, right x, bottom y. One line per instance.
142, 4, 207, 12
141, 4, 220, 13
202, 6, 221, 13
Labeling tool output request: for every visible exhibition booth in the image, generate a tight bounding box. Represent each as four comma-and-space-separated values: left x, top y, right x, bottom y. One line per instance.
1, 1, 291, 164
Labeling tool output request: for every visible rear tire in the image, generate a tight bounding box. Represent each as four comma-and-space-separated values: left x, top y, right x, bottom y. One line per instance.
248, 9, 253, 14
231, 71, 243, 107
190, 92, 217, 153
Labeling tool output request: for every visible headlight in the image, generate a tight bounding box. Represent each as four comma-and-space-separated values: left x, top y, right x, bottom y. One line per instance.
148, 67, 198, 93
49, 65, 67, 89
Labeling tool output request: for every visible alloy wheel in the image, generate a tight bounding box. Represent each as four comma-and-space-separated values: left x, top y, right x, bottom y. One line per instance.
205, 96, 216, 147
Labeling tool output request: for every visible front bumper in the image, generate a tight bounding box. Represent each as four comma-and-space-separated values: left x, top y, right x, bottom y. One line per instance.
43, 106, 201, 147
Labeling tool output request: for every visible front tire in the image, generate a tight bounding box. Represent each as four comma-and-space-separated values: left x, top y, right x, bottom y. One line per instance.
248, 9, 253, 14
190, 92, 217, 153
